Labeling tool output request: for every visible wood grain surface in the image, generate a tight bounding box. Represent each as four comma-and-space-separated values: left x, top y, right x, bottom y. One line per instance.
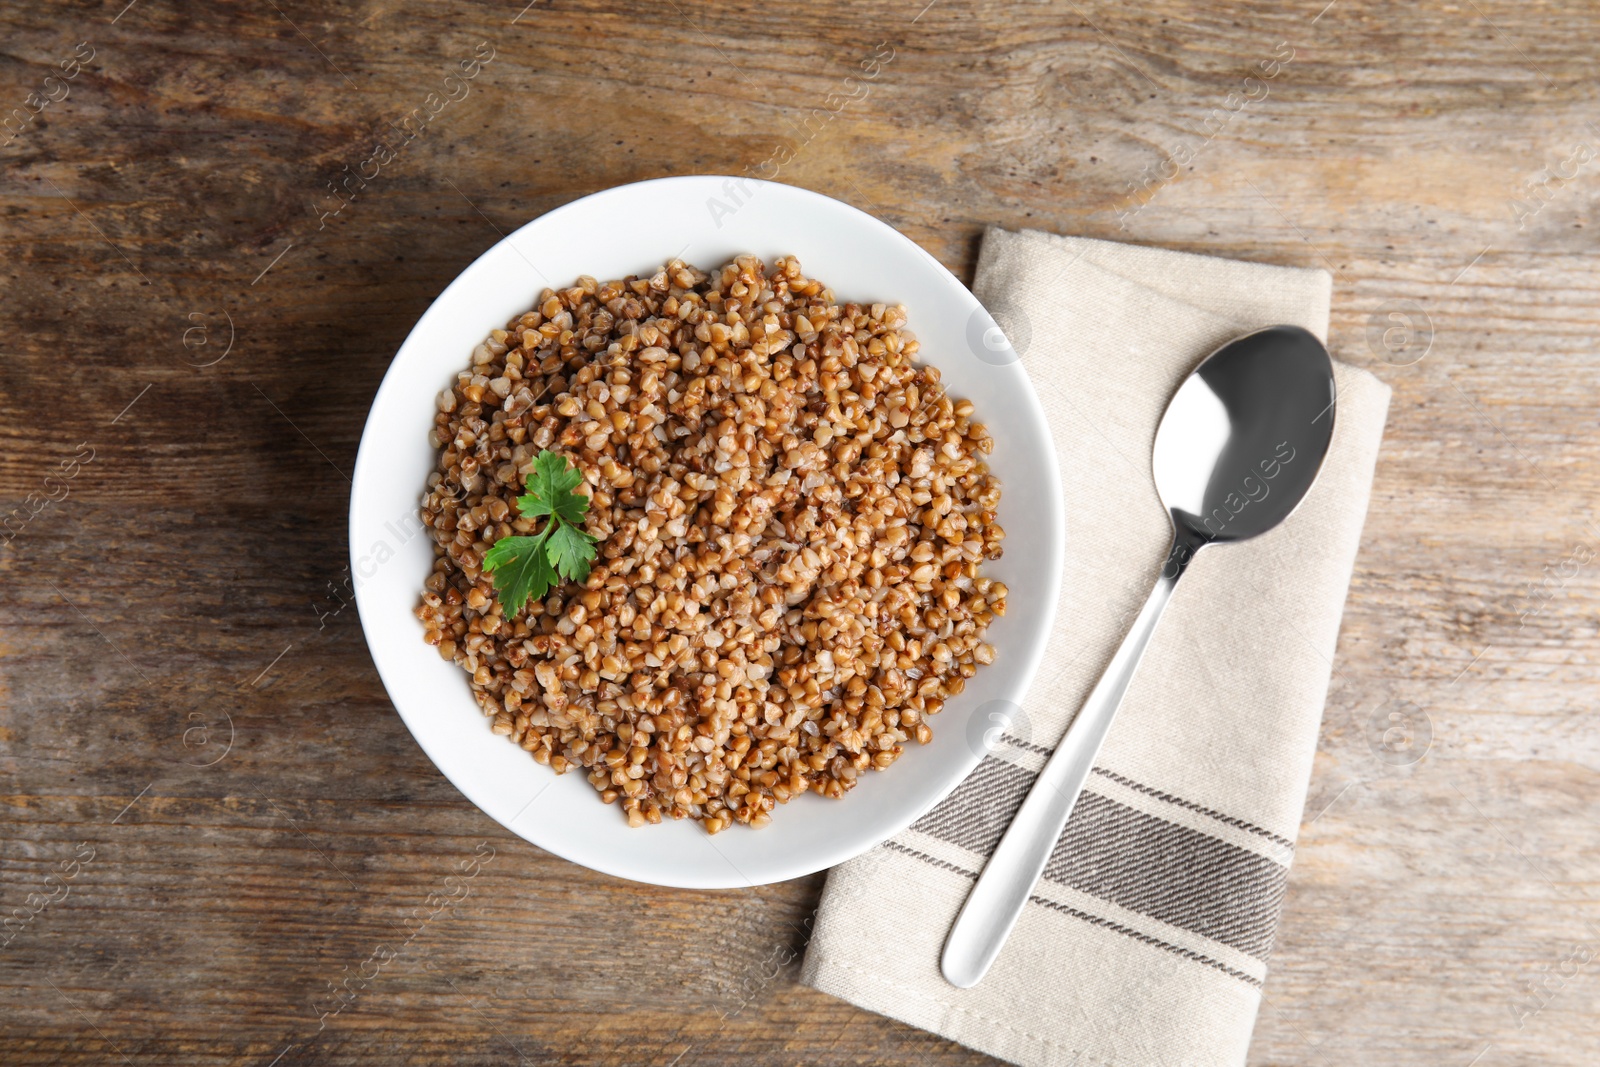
4, 1, 1600, 1064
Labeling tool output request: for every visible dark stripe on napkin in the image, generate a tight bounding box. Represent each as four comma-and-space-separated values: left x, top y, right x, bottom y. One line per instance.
1001, 737, 1294, 850
882, 841, 1265, 988
911, 758, 1288, 961
1089, 767, 1296, 851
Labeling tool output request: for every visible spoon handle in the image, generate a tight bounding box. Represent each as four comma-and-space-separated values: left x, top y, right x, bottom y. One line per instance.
941, 543, 1189, 988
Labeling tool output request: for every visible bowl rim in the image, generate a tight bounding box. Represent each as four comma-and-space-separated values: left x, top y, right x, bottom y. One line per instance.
349, 174, 1064, 887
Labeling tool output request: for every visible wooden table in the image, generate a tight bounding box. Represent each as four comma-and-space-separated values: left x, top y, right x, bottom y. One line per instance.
3, 1, 1598, 1063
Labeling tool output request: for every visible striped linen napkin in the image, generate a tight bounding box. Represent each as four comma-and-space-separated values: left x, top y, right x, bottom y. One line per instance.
801, 228, 1391, 1067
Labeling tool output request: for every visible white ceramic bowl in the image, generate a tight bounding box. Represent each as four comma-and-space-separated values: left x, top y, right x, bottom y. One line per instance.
350, 176, 1062, 888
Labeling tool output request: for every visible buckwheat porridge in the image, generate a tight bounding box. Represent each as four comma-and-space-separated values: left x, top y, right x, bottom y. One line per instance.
416, 255, 1004, 832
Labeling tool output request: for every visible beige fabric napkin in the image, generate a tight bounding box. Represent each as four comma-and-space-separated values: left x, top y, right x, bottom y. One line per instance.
801, 229, 1391, 1067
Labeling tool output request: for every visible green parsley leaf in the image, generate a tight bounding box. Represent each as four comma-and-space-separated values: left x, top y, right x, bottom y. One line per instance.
481, 450, 599, 616
480, 531, 556, 615
516, 450, 589, 524
545, 521, 599, 582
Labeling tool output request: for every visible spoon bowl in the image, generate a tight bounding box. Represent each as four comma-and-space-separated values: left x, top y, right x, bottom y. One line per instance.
1155, 324, 1336, 547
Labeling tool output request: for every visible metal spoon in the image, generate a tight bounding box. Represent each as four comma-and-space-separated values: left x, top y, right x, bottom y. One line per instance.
940, 323, 1337, 989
